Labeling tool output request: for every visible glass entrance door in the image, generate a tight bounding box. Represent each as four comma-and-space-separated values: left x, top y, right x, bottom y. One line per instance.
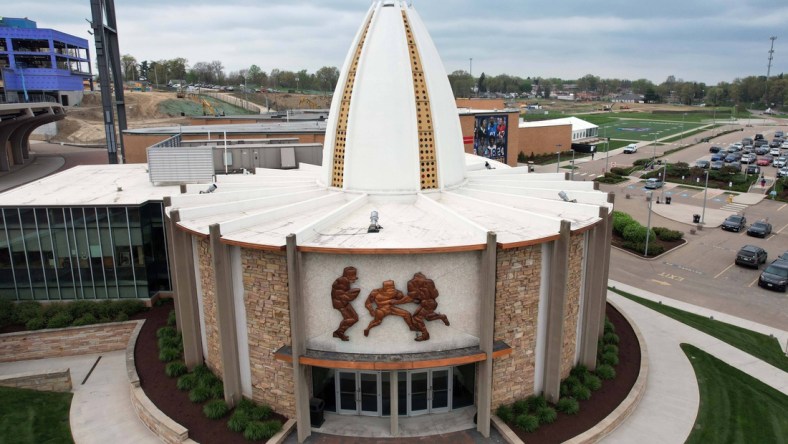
430, 368, 450, 413
359, 372, 380, 416
337, 371, 358, 414
336, 371, 381, 415
407, 367, 452, 415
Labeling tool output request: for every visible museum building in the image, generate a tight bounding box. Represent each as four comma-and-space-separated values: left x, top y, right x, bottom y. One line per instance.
163, 1, 613, 441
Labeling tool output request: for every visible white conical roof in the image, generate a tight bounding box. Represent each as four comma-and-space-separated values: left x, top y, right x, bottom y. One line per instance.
319, 0, 466, 193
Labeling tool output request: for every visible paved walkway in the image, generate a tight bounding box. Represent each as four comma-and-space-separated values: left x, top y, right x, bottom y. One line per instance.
0, 350, 160, 444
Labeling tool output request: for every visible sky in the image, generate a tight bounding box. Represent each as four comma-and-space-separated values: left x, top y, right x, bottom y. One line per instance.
4, 0, 788, 85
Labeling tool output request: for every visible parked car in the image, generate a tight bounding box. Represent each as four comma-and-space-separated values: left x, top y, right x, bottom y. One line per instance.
724, 153, 738, 163
770, 140, 782, 148
756, 157, 772, 166
741, 153, 757, 164
755, 133, 765, 140
623, 143, 638, 154
742, 137, 754, 146
709, 146, 723, 153
735, 245, 768, 268
747, 164, 762, 175
747, 220, 773, 238
754, 139, 768, 148
711, 160, 725, 170
758, 260, 788, 292
778, 167, 788, 178
774, 156, 788, 168
728, 161, 742, 171
782, 141, 788, 149
644, 178, 664, 189
770, 147, 782, 156
695, 160, 710, 169
755, 146, 770, 155
775, 130, 784, 138
711, 153, 725, 162
779, 251, 788, 261
722, 215, 747, 232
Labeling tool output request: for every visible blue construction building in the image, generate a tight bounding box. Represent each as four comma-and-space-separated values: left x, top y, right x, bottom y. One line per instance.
0, 17, 92, 105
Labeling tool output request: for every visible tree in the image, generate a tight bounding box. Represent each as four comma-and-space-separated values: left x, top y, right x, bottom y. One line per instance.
477, 72, 486, 93
315, 66, 339, 93
447, 70, 474, 97
247, 64, 264, 86
120, 54, 138, 81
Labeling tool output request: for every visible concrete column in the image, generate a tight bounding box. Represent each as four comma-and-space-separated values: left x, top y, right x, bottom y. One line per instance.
476, 231, 497, 437
578, 207, 609, 369
209, 224, 242, 407
390, 371, 399, 436
163, 200, 182, 330
9, 110, 33, 165
168, 210, 203, 369
286, 235, 311, 443
597, 195, 615, 338
543, 220, 571, 403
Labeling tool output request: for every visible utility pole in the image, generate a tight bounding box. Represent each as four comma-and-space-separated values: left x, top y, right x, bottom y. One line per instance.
469, 58, 473, 98
764, 36, 777, 107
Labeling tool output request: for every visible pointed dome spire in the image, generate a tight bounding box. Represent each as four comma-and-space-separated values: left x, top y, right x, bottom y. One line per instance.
320, 0, 466, 193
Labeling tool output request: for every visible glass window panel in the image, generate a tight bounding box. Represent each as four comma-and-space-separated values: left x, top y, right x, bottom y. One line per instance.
398, 371, 407, 415
452, 364, 475, 409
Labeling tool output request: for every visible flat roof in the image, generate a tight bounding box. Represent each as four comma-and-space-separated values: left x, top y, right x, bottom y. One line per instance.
124, 121, 328, 136
0, 164, 180, 207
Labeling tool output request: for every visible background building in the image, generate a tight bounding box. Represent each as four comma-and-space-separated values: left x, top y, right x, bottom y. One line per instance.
0, 17, 92, 106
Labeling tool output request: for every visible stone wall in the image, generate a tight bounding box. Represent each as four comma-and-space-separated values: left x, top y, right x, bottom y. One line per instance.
0, 368, 72, 392
241, 248, 295, 418
197, 238, 223, 379
0, 321, 138, 363
491, 245, 542, 408
560, 234, 585, 379
130, 385, 191, 444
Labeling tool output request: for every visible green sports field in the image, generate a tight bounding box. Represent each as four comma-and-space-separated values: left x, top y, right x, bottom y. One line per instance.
596, 119, 705, 142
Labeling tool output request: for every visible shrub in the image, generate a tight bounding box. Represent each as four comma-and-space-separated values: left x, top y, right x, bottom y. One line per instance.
237, 397, 257, 413
189, 386, 213, 403
654, 227, 684, 242
25, 316, 46, 330
72, 313, 98, 327
249, 404, 272, 421
14, 301, 41, 324
583, 374, 602, 391
228, 410, 250, 432
525, 395, 548, 411
610, 167, 628, 176
603, 332, 620, 345
41, 303, 67, 320
622, 224, 653, 244
572, 385, 592, 400
560, 382, 571, 398
604, 318, 615, 333
496, 404, 513, 423
603, 344, 619, 355
536, 406, 557, 425
167, 310, 177, 327
517, 151, 527, 163
209, 382, 224, 400
95, 300, 120, 319
564, 375, 582, 390
601, 352, 620, 366
633, 158, 651, 166
157, 326, 178, 339
0, 300, 14, 328
596, 364, 616, 380
203, 399, 229, 419
556, 397, 580, 415
570, 365, 589, 379
193, 364, 211, 377
612, 211, 636, 235
158, 335, 182, 351
515, 414, 540, 432
115, 312, 129, 322
177, 374, 197, 391
47, 311, 73, 329
244, 420, 282, 441
117, 299, 145, 316
512, 399, 528, 415
159, 347, 181, 362
165, 362, 188, 378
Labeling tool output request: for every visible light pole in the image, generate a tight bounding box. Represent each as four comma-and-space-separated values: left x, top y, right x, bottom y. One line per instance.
681, 112, 686, 146
556, 144, 562, 173
652, 134, 657, 168
570, 149, 576, 180
645, 191, 654, 256
701, 169, 709, 224
660, 159, 668, 201
605, 135, 610, 173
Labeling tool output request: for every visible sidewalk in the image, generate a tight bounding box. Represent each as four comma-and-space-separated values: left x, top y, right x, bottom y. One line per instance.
603, 281, 788, 443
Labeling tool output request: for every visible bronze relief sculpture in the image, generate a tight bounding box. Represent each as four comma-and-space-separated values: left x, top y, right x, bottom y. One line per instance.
330, 268, 449, 342
331, 267, 361, 341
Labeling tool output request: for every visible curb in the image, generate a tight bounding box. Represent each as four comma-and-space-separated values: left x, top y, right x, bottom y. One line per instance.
611, 238, 688, 261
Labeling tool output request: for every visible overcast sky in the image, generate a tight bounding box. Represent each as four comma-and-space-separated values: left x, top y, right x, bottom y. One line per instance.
5, 0, 787, 85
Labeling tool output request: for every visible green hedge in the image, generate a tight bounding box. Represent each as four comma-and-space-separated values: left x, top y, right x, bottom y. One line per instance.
1, 300, 146, 331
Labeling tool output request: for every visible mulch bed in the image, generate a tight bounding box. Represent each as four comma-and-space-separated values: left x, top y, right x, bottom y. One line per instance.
507, 303, 641, 443
611, 232, 686, 258
132, 301, 640, 443
134, 300, 286, 444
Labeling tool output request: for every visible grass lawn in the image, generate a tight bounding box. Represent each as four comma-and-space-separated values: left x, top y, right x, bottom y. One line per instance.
596, 119, 705, 142
0, 386, 74, 443
681, 344, 788, 444
609, 287, 788, 373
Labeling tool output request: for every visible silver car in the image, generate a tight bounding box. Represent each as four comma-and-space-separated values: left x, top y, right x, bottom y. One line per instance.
774, 157, 788, 168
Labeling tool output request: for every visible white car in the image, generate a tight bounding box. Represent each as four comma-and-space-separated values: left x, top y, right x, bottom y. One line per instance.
781, 141, 788, 149
623, 144, 638, 154
778, 167, 788, 178
770, 147, 782, 156
774, 156, 788, 168
741, 153, 757, 164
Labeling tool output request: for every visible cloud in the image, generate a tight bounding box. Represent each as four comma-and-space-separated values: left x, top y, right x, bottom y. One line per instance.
3, 0, 787, 84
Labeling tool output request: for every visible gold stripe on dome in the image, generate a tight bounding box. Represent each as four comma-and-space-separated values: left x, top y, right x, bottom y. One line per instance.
401, 10, 438, 190
331, 12, 375, 188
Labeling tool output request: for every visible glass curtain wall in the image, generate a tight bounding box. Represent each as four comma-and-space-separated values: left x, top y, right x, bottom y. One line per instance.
0, 204, 170, 301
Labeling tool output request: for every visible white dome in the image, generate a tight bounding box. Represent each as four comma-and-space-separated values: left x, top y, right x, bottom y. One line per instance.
320, 0, 466, 193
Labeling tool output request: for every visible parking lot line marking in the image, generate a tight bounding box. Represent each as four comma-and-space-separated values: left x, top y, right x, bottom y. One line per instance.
714, 262, 735, 279
777, 223, 788, 234
748, 276, 759, 287
778, 203, 787, 212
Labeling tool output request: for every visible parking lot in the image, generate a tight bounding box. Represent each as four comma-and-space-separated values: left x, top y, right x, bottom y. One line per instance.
582, 122, 788, 331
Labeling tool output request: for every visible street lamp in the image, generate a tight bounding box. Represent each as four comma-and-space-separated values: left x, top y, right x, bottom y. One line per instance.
570, 149, 576, 180
555, 144, 563, 173
660, 159, 668, 201
604, 128, 610, 173
681, 112, 686, 146
701, 169, 709, 224
645, 191, 654, 256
